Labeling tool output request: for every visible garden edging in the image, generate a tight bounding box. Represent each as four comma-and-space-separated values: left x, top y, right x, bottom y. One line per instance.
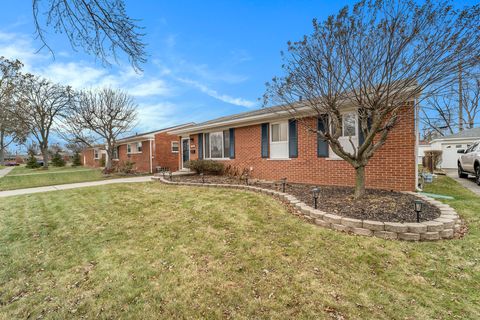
153, 176, 463, 241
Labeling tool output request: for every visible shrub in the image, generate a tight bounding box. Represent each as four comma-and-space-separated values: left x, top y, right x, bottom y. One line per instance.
185, 159, 224, 174
423, 150, 442, 172
118, 160, 135, 174
25, 153, 40, 169
51, 151, 66, 167
99, 156, 106, 167
71, 152, 82, 167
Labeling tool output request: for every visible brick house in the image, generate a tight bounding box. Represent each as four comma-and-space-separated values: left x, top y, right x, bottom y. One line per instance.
81, 123, 194, 173
81, 145, 106, 168
168, 103, 418, 191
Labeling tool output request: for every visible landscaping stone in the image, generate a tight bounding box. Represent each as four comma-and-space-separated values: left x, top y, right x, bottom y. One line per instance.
315, 219, 331, 228
323, 214, 342, 224
352, 228, 373, 237
384, 222, 408, 233
404, 223, 427, 233
373, 231, 398, 240
398, 232, 421, 241
420, 232, 440, 241
310, 210, 326, 219
341, 217, 363, 228
422, 221, 444, 232
332, 224, 350, 232
434, 218, 455, 229
363, 220, 385, 231
440, 229, 454, 239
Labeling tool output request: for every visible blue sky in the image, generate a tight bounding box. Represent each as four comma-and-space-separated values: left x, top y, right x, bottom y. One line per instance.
0, 0, 477, 137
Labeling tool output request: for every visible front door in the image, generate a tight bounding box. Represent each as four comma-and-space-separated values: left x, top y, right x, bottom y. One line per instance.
181, 138, 190, 169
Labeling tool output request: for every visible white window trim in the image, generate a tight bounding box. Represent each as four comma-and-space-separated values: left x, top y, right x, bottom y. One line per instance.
328, 111, 359, 160
93, 149, 100, 160
269, 121, 289, 159
126, 141, 143, 154
171, 141, 179, 153
203, 131, 231, 160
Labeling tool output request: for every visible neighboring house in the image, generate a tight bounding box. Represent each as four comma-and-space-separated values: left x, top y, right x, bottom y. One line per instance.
81, 145, 106, 168
169, 102, 417, 191
111, 123, 195, 173
422, 128, 480, 169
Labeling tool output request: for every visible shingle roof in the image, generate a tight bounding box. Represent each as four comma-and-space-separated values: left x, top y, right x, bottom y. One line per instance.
438, 128, 480, 140
117, 123, 194, 141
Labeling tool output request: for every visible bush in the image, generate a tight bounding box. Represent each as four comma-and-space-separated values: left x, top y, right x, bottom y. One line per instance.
423, 150, 442, 172
118, 160, 135, 174
51, 151, 66, 167
185, 159, 224, 174
99, 156, 106, 167
25, 153, 40, 169
71, 152, 82, 167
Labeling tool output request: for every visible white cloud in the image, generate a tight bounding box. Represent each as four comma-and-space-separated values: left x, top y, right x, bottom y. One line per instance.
177, 77, 256, 108
130, 79, 172, 97
135, 102, 178, 131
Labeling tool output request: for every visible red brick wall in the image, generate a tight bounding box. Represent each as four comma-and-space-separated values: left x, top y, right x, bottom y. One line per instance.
117, 140, 152, 173
189, 106, 416, 191
81, 149, 102, 168
154, 132, 181, 171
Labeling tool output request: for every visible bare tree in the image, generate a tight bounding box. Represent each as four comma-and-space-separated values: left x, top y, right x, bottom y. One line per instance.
460, 71, 480, 129
0, 57, 29, 165
264, 0, 480, 198
32, 0, 147, 71
420, 92, 457, 139
66, 88, 137, 171
16, 76, 74, 169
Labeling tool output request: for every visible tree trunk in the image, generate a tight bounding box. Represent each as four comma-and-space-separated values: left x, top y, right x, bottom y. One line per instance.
42, 147, 49, 169
354, 165, 366, 199
0, 147, 4, 166
105, 146, 113, 171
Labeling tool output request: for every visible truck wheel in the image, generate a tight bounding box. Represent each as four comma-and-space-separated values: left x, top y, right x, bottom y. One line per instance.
458, 164, 468, 178
476, 165, 480, 186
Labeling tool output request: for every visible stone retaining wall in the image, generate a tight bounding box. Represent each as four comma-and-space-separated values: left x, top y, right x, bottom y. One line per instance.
154, 177, 462, 241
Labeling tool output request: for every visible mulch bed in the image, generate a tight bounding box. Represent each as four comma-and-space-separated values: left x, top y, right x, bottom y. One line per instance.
171, 174, 441, 223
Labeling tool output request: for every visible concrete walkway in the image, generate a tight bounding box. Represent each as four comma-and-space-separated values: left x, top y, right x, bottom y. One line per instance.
0, 166, 14, 178
0, 176, 152, 198
445, 169, 480, 196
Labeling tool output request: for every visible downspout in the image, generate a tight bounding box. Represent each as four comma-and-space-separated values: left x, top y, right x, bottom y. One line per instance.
149, 139, 153, 174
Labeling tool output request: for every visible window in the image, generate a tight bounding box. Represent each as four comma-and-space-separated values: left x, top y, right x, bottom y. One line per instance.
171, 141, 179, 153
127, 142, 143, 154
204, 130, 230, 159
271, 123, 288, 142
270, 121, 289, 159
341, 112, 357, 137
112, 147, 118, 160
93, 149, 99, 159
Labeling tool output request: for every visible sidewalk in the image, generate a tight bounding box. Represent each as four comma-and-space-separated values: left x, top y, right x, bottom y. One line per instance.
0, 176, 152, 198
0, 166, 14, 178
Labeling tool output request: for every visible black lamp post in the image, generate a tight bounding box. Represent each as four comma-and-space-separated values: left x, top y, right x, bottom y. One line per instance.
200, 172, 205, 183
169, 171, 173, 181
414, 200, 423, 223
312, 187, 320, 209
162, 171, 166, 179
281, 177, 287, 193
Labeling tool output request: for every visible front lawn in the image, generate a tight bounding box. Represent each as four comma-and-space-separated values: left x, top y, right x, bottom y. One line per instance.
0, 177, 479, 319
0, 166, 141, 191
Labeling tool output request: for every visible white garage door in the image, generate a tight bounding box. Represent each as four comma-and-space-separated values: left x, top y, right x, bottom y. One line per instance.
441, 144, 463, 169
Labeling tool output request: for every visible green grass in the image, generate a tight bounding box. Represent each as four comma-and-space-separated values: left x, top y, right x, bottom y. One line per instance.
8, 165, 91, 175
0, 166, 106, 191
0, 178, 479, 319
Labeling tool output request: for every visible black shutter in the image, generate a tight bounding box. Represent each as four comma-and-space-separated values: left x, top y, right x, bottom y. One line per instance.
288, 119, 298, 158
358, 115, 372, 146
229, 128, 235, 159
198, 133, 203, 159
261, 123, 269, 158
317, 115, 329, 157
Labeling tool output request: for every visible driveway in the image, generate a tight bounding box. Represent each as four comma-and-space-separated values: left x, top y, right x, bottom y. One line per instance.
0, 176, 152, 198
445, 169, 480, 196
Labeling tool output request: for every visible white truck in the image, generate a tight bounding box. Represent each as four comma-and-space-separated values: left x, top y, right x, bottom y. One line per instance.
457, 140, 480, 185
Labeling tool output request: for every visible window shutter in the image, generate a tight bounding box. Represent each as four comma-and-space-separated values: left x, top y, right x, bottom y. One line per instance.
358, 115, 372, 146
204, 133, 210, 158
229, 128, 235, 159
198, 133, 203, 159
317, 115, 329, 157
288, 119, 298, 158
261, 123, 269, 158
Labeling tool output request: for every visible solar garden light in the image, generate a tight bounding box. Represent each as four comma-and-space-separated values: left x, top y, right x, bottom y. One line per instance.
169, 171, 173, 181
200, 172, 205, 183
414, 200, 423, 223
281, 177, 287, 193
162, 171, 166, 179
312, 187, 320, 209
245, 174, 249, 186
